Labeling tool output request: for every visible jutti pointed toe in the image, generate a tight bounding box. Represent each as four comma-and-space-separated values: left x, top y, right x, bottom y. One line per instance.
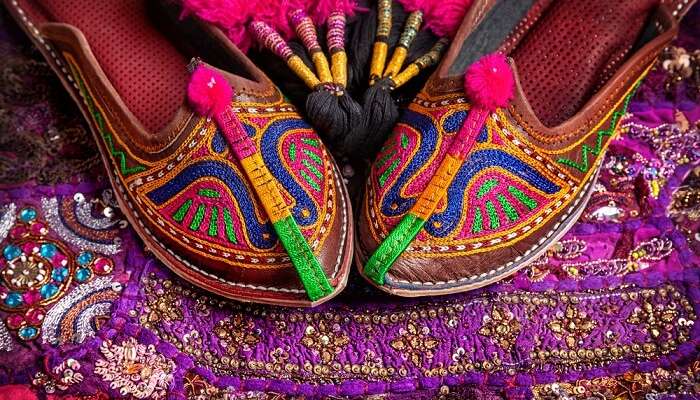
4, 0, 353, 306
356, 0, 695, 296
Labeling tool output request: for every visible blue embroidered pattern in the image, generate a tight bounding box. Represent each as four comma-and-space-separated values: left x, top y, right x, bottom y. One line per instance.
146, 160, 277, 249
260, 118, 320, 226
381, 110, 441, 217
425, 149, 561, 237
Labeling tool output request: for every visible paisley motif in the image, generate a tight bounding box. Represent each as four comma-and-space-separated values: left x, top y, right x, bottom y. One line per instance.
366, 94, 573, 256
133, 104, 337, 267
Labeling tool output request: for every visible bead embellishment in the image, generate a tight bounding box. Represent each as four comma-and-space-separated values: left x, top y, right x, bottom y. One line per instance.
94, 337, 175, 399
0, 194, 122, 345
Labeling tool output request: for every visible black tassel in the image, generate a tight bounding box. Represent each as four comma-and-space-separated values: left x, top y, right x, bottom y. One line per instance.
348, 78, 397, 158
345, 2, 440, 161
306, 86, 365, 150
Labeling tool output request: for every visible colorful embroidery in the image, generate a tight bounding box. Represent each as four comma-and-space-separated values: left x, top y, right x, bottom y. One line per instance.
0, 194, 122, 344
66, 57, 145, 176
365, 97, 573, 260
61, 57, 341, 288
556, 82, 639, 172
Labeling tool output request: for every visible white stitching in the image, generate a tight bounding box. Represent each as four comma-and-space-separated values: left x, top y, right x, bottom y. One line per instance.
11, 0, 348, 295
389, 157, 601, 286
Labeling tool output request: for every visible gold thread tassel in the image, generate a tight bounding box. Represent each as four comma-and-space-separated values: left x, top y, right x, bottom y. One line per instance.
327, 10, 348, 87
290, 9, 334, 84
249, 21, 321, 89
383, 10, 423, 78
370, 0, 392, 84
392, 37, 449, 88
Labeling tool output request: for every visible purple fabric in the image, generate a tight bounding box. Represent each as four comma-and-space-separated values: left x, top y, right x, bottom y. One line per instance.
1, 4, 700, 400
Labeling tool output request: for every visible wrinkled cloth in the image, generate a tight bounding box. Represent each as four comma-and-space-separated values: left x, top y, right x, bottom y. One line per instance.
1, 4, 700, 400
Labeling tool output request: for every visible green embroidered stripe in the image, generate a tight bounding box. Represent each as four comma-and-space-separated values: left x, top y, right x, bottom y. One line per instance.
400, 133, 409, 149
508, 186, 537, 210
289, 142, 297, 161
68, 62, 144, 176
222, 208, 237, 244
172, 199, 193, 223
301, 138, 320, 147
556, 82, 639, 172
208, 206, 219, 237
364, 213, 425, 285
498, 194, 519, 222
198, 188, 220, 198
302, 159, 323, 180
477, 179, 499, 199
472, 208, 483, 233
189, 204, 206, 231
301, 170, 321, 191
303, 149, 323, 165
379, 159, 400, 187
273, 215, 333, 301
486, 201, 500, 230
375, 149, 397, 170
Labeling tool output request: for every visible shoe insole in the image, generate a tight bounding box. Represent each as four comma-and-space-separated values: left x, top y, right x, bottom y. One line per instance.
448, 0, 658, 128
33, 0, 190, 133
511, 0, 658, 127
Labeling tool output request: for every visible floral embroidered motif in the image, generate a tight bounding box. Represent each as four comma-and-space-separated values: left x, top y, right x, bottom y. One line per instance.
627, 300, 682, 339
547, 305, 597, 348
0, 195, 122, 344
390, 321, 439, 367
215, 315, 260, 356
132, 272, 695, 384
94, 337, 175, 399
301, 321, 349, 363
478, 305, 521, 351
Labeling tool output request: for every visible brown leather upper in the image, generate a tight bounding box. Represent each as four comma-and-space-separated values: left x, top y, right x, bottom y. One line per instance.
357, 0, 683, 295
6, 0, 353, 306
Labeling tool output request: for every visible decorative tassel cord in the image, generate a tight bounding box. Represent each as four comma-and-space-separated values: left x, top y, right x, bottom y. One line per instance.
364, 54, 515, 285
354, 1, 449, 159
249, 8, 363, 150
186, 63, 334, 301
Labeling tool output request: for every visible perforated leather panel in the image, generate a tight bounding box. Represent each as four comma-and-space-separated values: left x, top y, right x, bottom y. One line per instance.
511, 0, 658, 127
39, 0, 189, 133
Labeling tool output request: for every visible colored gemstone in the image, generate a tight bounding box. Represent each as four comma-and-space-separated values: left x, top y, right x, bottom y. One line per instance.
40, 243, 57, 258
93, 257, 113, 275
19, 208, 37, 222
40, 283, 59, 299
75, 268, 92, 282
29, 222, 47, 236
25, 309, 44, 325
9, 226, 27, 239
3, 245, 21, 261
4, 292, 23, 308
77, 251, 93, 266
18, 326, 38, 340
51, 252, 67, 267
6, 314, 24, 329
22, 290, 41, 305
22, 242, 37, 255
51, 267, 68, 282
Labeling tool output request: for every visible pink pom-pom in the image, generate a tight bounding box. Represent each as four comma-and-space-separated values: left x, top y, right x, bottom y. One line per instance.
187, 65, 233, 116
424, 0, 472, 38
396, 0, 472, 37
463, 53, 514, 111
